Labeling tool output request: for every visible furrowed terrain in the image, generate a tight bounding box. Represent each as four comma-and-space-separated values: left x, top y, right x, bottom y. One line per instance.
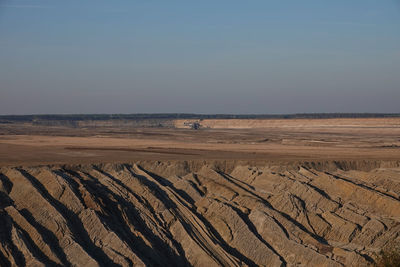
1, 161, 400, 266
0, 117, 399, 266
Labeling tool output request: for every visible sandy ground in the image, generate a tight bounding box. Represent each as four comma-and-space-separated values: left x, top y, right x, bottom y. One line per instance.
1, 118, 400, 266
0, 118, 399, 166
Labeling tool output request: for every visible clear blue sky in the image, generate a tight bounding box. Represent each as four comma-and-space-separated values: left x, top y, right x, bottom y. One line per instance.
0, 0, 399, 114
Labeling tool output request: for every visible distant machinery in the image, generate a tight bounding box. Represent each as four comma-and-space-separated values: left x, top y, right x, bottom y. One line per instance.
183, 121, 201, 130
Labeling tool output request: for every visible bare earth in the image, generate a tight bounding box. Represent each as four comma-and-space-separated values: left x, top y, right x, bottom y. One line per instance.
1, 118, 400, 166
0, 118, 399, 266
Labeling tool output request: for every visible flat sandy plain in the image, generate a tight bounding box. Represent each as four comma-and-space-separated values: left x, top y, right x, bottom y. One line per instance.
0, 118, 400, 166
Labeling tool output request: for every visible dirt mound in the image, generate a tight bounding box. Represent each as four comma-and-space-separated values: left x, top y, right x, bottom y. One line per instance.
0, 160, 399, 266
174, 118, 400, 129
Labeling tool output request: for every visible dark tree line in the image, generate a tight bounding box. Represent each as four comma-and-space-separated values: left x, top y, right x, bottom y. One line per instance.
0, 113, 399, 123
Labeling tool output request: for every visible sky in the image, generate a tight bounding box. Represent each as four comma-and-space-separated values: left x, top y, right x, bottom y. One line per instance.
0, 0, 399, 115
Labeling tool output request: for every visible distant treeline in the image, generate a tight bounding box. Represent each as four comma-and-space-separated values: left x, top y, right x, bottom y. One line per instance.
0, 113, 399, 123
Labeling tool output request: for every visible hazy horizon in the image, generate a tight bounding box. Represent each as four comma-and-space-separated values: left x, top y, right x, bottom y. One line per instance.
1, 112, 400, 117
1, 1, 399, 115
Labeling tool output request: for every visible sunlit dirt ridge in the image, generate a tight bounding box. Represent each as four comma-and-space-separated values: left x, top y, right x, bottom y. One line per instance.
0, 159, 400, 266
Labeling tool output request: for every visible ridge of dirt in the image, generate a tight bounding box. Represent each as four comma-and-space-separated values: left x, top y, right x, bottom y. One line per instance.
1, 160, 399, 266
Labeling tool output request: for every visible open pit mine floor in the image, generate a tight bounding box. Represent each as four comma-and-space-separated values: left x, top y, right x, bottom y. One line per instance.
0, 118, 400, 266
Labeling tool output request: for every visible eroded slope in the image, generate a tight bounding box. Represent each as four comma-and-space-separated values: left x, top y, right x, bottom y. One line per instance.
0, 161, 399, 266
